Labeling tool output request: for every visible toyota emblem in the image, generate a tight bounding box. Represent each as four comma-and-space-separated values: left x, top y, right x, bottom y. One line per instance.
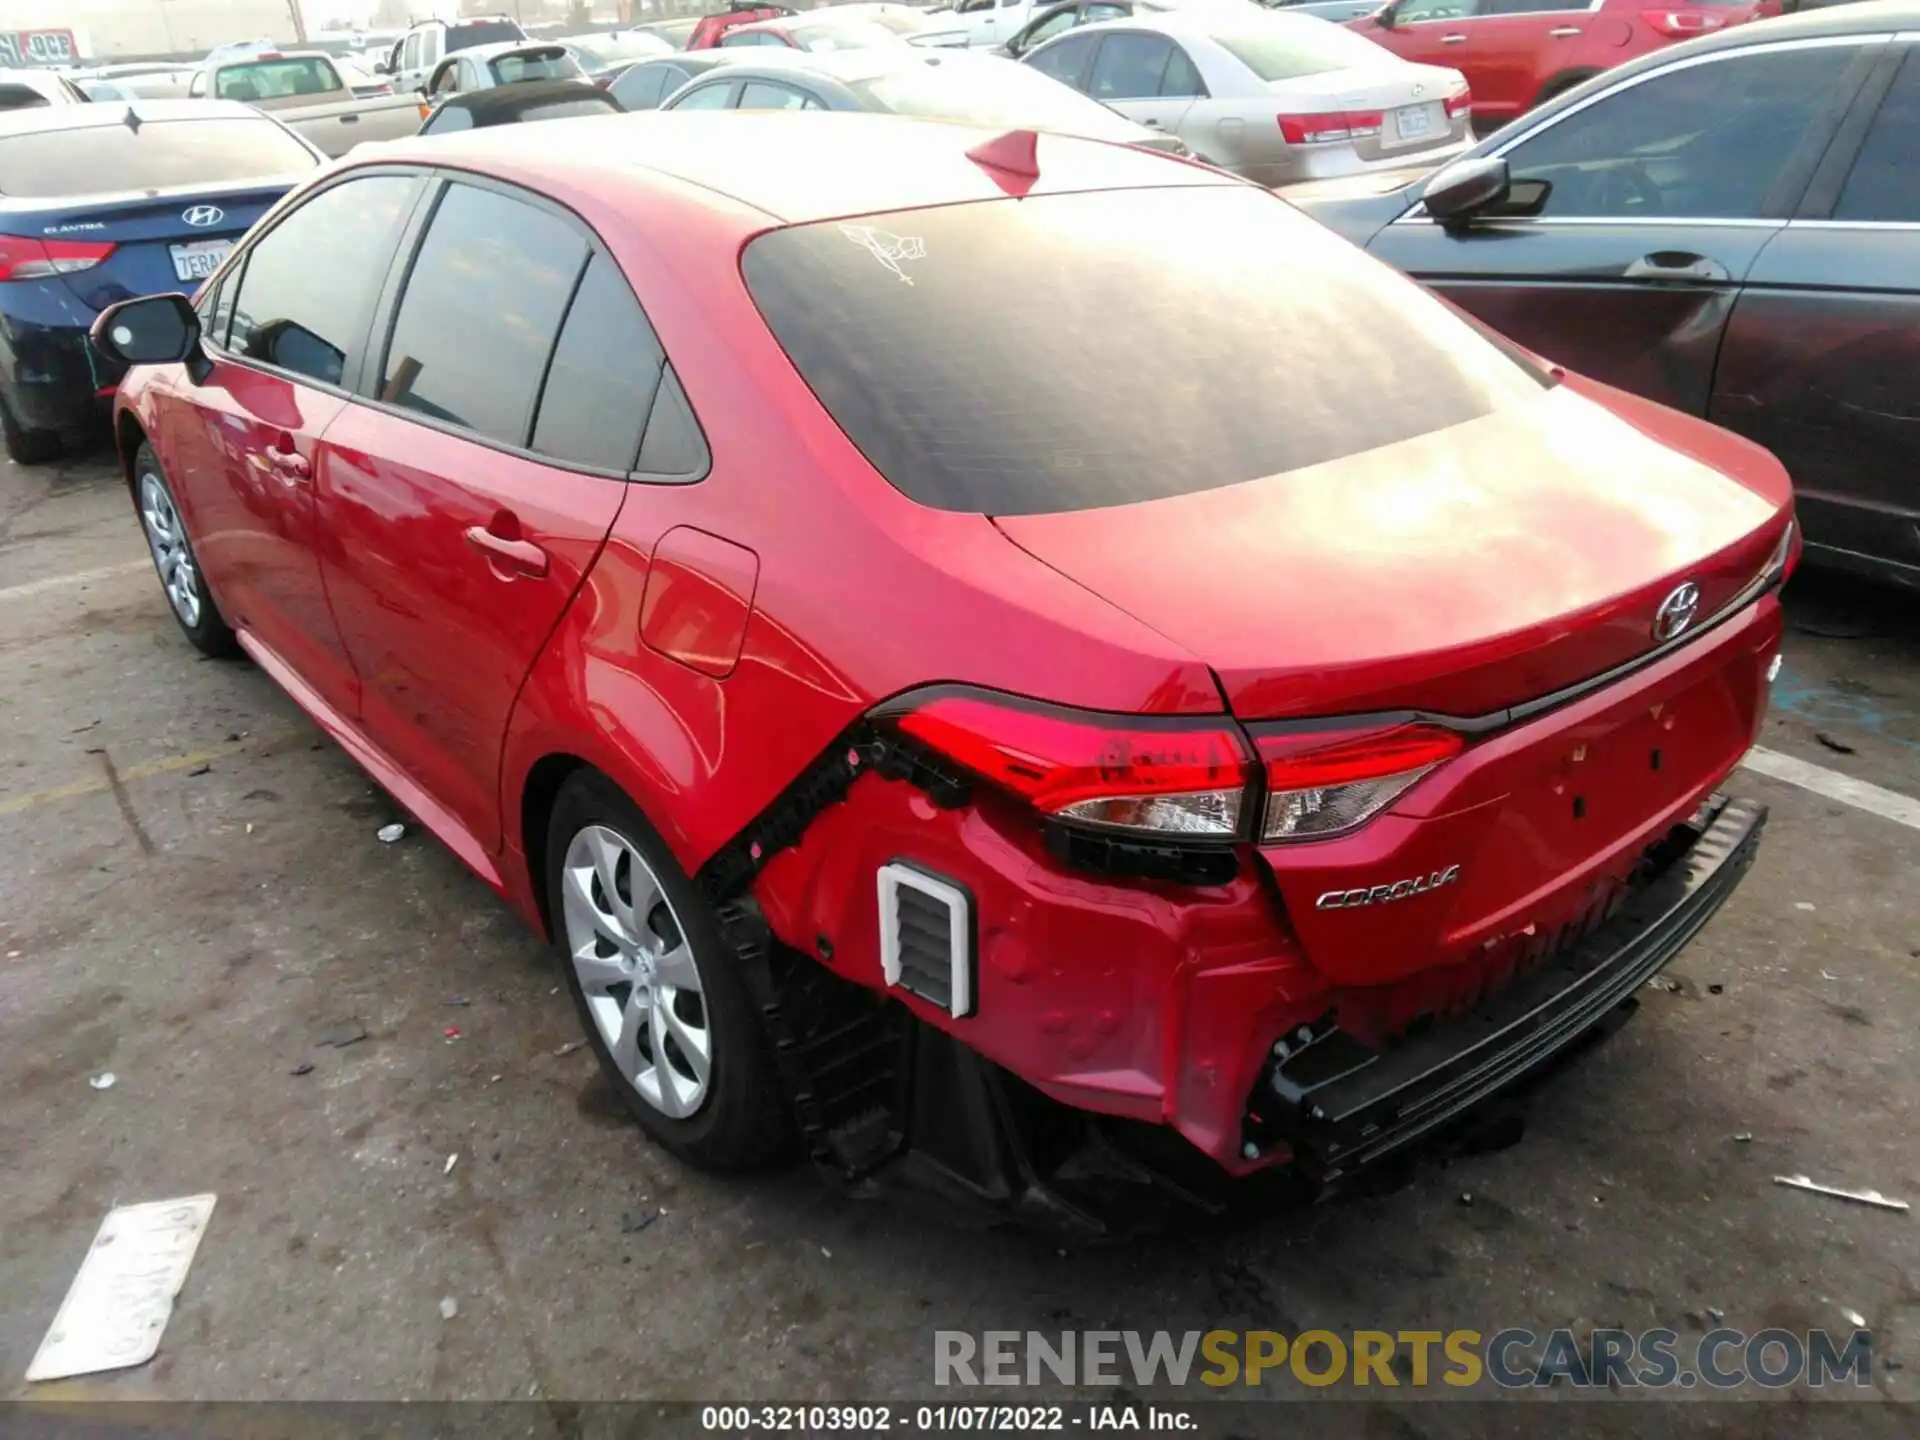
182, 205, 225, 228
1412, 83, 1425, 97
1652, 581, 1701, 642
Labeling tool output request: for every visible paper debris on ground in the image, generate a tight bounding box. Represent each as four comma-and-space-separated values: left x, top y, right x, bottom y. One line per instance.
377, 823, 406, 844
1773, 1174, 1910, 1212
26, 1194, 217, 1383
88, 1072, 115, 1090
439, 1296, 458, 1320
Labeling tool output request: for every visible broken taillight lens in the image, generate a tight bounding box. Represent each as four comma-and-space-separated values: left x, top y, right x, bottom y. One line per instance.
893, 691, 1252, 838
1256, 723, 1463, 842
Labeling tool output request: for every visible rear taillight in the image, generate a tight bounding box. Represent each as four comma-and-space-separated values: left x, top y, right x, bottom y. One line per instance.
894, 691, 1251, 838
1444, 85, 1471, 119
1278, 109, 1382, 145
1640, 8, 1730, 36
0, 236, 115, 282
1256, 724, 1463, 842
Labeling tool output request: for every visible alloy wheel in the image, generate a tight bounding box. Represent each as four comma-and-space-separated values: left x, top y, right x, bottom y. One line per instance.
139, 471, 202, 629
560, 824, 712, 1119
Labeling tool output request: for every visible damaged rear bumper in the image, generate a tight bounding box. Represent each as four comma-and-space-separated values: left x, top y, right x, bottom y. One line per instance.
1251, 794, 1766, 1188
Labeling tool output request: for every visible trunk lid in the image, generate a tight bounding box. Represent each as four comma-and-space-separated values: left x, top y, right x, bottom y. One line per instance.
994, 382, 1788, 989
23, 181, 296, 314
992, 382, 1784, 723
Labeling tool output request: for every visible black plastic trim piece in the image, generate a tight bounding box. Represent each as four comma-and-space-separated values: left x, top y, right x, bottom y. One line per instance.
1254, 794, 1767, 1185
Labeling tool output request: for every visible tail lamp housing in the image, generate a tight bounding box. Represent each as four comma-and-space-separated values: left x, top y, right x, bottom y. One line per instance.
1640, 8, 1730, 36
1279, 110, 1384, 145
1444, 85, 1472, 120
0, 236, 115, 282
884, 689, 1465, 852
1255, 723, 1463, 842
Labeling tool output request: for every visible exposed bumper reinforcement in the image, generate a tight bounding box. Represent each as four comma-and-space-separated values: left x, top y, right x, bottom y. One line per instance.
1259, 794, 1767, 1187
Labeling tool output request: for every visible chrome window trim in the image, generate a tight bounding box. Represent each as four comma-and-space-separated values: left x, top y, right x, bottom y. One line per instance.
1394, 0, 1605, 25
1790, 218, 1920, 231
1390, 32, 1895, 228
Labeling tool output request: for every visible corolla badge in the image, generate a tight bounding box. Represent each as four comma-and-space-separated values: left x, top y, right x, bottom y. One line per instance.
1316, 865, 1462, 911
182, 205, 225, 228
1653, 580, 1701, 642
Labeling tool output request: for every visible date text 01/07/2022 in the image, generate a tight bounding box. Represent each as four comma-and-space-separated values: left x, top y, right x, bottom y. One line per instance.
699, 1404, 1197, 1432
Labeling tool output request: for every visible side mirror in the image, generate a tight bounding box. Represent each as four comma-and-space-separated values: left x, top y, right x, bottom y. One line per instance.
1372, 1, 1397, 29
372, 57, 392, 74
1422, 155, 1509, 227
91, 293, 202, 371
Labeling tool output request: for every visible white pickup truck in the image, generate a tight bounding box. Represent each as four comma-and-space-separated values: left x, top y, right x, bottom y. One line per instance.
189, 51, 422, 157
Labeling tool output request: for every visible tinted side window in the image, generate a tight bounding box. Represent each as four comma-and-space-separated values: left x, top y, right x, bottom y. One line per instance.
530, 254, 664, 470
1481, 0, 1578, 12
635, 368, 708, 478
422, 102, 472, 132
1393, 0, 1482, 21
1028, 33, 1096, 87
672, 81, 735, 108
1162, 43, 1205, 98
1834, 49, 1920, 224
379, 184, 588, 446
739, 80, 810, 109
613, 63, 669, 109
1089, 33, 1172, 101
1505, 45, 1857, 220
1020, 9, 1080, 50
229, 175, 416, 386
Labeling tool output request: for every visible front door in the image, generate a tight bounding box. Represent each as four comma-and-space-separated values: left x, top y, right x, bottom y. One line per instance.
1711, 43, 1920, 582
1355, 0, 1488, 81
169, 172, 424, 711
1369, 37, 1875, 415
319, 180, 639, 851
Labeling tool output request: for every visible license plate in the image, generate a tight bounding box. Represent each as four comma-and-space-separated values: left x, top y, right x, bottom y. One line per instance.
1394, 104, 1435, 140
169, 239, 232, 284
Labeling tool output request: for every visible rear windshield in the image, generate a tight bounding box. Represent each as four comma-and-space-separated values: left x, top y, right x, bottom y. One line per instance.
0, 119, 319, 197
487, 48, 583, 84
742, 186, 1550, 515
448, 20, 526, 51
851, 62, 1133, 136
1214, 21, 1404, 83
215, 57, 339, 99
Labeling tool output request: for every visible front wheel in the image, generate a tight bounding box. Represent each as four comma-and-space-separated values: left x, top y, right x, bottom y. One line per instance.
135, 442, 238, 658
546, 770, 793, 1170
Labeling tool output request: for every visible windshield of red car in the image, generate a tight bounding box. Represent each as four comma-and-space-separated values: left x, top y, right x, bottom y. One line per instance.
743, 186, 1553, 515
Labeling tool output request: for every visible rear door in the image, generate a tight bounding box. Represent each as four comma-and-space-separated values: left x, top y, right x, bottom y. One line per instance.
1084, 30, 1199, 137
1711, 41, 1920, 583
317, 177, 638, 852
1368, 36, 1877, 415
1468, 0, 1597, 122
166, 171, 425, 713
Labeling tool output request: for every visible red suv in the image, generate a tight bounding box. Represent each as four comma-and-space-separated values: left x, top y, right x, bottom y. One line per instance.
686, 2, 798, 48
92, 114, 1793, 1225
1349, 0, 1779, 127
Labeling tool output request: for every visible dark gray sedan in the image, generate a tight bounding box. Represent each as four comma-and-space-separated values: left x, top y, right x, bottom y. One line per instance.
654, 45, 1191, 154
1290, 2, 1920, 589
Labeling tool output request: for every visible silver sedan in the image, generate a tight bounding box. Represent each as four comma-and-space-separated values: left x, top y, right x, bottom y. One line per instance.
1023, 9, 1470, 187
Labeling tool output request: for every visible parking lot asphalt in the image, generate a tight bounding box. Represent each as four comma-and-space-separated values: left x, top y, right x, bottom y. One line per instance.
2, 449, 1918, 1425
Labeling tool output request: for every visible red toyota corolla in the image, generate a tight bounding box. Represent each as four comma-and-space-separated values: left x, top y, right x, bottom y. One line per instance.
92, 112, 1795, 1226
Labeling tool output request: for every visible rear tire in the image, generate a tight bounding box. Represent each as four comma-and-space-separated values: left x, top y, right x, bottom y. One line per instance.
546, 769, 794, 1171
134, 441, 239, 658
2, 398, 61, 465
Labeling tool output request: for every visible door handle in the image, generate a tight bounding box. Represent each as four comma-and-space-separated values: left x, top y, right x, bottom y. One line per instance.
340, 112, 360, 123
1441, 33, 1468, 42
265, 439, 310, 482
464, 521, 549, 579
1623, 251, 1730, 284
1142, 117, 1163, 127
1548, 25, 1581, 35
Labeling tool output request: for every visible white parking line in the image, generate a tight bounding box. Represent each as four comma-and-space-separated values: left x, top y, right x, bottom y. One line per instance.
0, 560, 148, 602
1742, 746, 1920, 833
